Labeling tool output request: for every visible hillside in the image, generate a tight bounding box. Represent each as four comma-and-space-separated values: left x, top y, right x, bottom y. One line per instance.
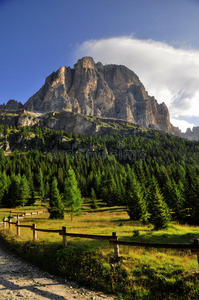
1, 124, 199, 225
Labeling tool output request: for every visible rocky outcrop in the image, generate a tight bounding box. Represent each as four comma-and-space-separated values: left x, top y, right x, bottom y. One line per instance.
0, 99, 23, 110
0, 110, 145, 137
18, 113, 39, 127
42, 112, 97, 135
181, 127, 199, 141
24, 57, 175, 134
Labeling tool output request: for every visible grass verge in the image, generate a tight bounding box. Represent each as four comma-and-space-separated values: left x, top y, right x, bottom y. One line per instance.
0, 203, 199, 299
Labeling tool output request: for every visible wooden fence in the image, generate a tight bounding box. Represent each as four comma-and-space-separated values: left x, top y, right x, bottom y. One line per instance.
0, 211, 45, 226
1, 215, 199, 265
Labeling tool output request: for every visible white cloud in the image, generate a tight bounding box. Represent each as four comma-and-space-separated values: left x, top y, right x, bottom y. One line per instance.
170, 118, 194, 133
74, 36, 199, 131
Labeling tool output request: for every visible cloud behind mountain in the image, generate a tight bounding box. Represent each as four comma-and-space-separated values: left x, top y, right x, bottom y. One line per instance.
75, 36, 199, 131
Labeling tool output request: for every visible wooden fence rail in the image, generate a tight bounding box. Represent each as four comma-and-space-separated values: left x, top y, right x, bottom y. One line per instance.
0, 210, 46, 214
1, 215, 199, 265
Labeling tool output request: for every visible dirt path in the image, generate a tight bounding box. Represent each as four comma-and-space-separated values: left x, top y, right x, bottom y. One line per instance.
0, 245, 117, 300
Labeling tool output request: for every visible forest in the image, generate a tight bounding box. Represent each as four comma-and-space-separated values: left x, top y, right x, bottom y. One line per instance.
1, 124, 199, 229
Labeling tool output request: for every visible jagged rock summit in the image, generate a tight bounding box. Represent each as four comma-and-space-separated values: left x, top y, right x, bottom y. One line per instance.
0, 99, 23, 111
181, 127, 199, 141
6, 57, 175, 134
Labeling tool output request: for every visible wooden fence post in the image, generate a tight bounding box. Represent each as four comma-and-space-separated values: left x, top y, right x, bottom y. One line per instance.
32, 223, 37, 242
3, 217, 6, 228
16, 221, 20, 237
62, 226, 67, 247
17, 214, 19, 221
112, 232, 119, 259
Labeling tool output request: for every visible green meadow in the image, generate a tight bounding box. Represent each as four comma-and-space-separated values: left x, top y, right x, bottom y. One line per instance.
0, 201, 199, 300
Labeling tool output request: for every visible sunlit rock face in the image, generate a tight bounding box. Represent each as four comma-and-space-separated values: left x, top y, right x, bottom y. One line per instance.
24, 57, 174, 133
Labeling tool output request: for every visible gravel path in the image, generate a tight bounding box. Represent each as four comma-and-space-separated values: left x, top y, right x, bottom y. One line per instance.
0, 245, 117, 300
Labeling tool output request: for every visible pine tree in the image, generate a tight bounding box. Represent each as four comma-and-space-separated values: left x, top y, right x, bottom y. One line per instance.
19, 174, 30, 207
3, 174, 20, 208
90, 187, 98, 209
38, 169, 45, 205
63, 168, 82, 221
45, 181, 50, 200
184, 167, 199, 224
0, 172, 8, 206
26, 169, 35, 206
125, 174, 147, 223
49, 177, 64, 219
147, 177, 171, 230
170, 179, 185, 221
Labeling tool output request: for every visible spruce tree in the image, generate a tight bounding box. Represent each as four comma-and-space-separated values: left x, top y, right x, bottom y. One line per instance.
63, 168, 82, 221
184, 167, 199, 224
147, 177, 171, 230
4, 174, 21, 207
19, 174, 30, 207
0, 172, 8, 206
49, 177, 64, 219
170, 179, 185, 221
125, 173, 147, 223
38, 169, 45, 205
25, 166, 35, 205
90, 187, 98, 209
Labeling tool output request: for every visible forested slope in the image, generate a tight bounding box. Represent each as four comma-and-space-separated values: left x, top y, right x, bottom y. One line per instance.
1, 124, 199, 227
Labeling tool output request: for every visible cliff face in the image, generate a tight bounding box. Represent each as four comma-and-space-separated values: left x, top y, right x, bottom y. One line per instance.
24, 57, 175, 134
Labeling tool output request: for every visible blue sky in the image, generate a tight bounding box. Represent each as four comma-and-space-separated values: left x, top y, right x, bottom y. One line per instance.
1, 0, 199, 131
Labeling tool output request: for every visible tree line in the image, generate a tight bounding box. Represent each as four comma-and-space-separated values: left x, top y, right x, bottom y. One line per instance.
1, 124, 199, 228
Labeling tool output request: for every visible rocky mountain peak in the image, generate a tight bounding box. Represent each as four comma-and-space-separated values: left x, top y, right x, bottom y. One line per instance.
74, 56, 95, 70
20, 57, 176, 134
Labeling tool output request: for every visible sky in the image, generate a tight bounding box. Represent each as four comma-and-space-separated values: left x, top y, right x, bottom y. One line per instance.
1, 0, 199, 132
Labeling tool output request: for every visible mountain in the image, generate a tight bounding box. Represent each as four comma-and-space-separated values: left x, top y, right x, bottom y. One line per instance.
22, 57, 175, 134
0, 99, 23, 110
181, 127, 199, 141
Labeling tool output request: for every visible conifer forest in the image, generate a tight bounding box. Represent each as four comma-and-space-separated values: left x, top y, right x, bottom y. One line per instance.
1, 124, 199, 229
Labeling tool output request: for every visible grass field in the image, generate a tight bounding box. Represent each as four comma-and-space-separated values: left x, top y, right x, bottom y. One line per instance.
0, 201, 199, 299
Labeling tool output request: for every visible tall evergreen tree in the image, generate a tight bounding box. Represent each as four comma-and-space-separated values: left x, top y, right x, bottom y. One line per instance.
0, 172, 8, 206
125, 173, 147, 223
49, 177, 64, 219
63, 168, 82, 221
147, 177, 171, 230
19, 174, 30, 207
184, 167, 199, 224
38, 169, 45, 204
2, 174, 20, 207
90, 187, 98, 209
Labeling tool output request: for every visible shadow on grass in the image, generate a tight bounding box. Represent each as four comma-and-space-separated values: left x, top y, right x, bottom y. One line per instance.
120, 232, 199, 244
83, 207, 126, 213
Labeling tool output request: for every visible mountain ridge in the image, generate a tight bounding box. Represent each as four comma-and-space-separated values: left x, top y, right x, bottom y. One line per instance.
0, 57, 178, 135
